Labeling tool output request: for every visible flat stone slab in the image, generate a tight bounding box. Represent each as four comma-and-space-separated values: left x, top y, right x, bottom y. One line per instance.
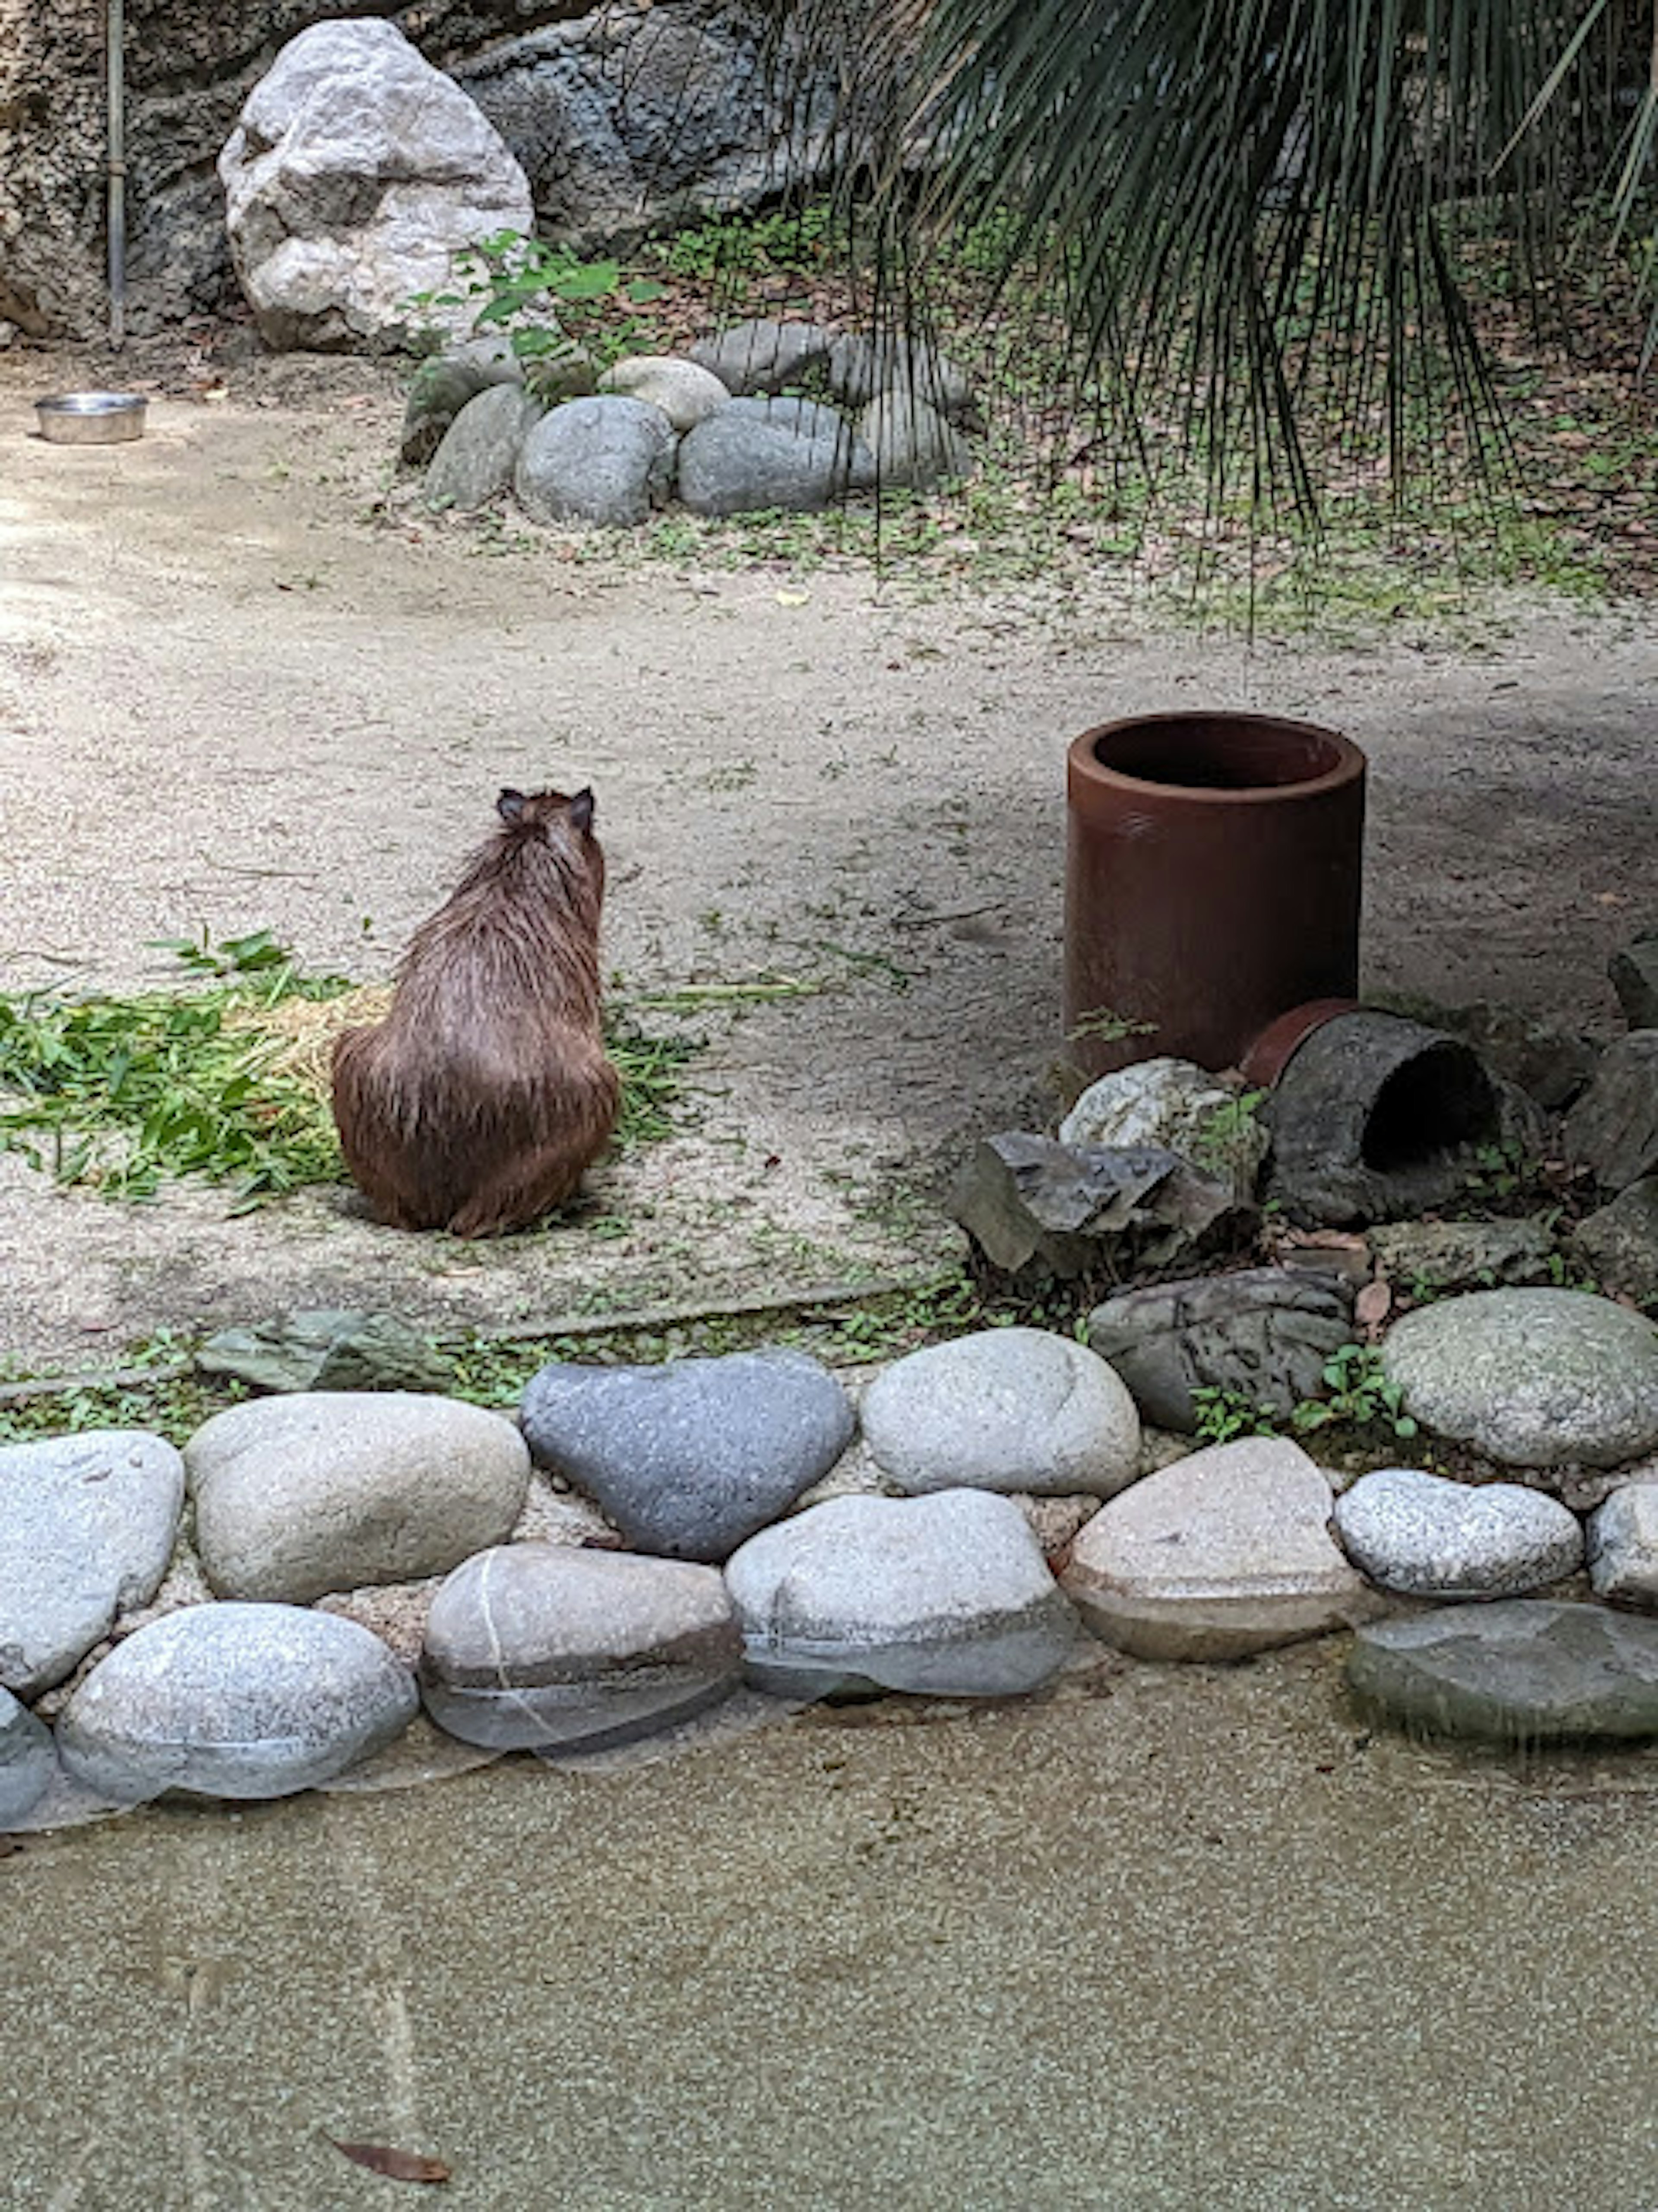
187, 1392, 530, 1604
860, 1327, 1140, 1497
1086, 1268, 1352, 1432
1587, 1482, 1658, 1605
1334, 1467, 1583, 1598
0, 1431, 184, 1698
520, 1348, 854, 1563
1380, 1288, 1658, 1468
1367, 1217, 1557, 1293
1061, 1437, 1385, 1661
0, 1687, 57, 1828
420, 1543, 741, 1751
194, 1307, 452, 1395
55, 1602, 418, 1803
1348, 1601, 1658, 1744
724, 1489, 1078, 1699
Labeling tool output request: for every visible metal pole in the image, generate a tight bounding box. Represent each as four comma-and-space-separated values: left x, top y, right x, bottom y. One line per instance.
107, 0, 126, 350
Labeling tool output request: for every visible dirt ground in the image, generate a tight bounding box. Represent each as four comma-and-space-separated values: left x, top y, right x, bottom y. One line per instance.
1, 341, 1655, 1376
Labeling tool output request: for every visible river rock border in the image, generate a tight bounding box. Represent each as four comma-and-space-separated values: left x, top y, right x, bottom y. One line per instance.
6, 1289, 1658, 1833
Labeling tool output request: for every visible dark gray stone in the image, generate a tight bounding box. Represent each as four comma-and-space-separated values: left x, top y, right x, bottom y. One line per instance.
1348, 1601, 1658, 1745
1426, 1001, 1597, 1112
419, 1543, 741, 1752
1609, 932, 1658, 1032
520, 1348, 855, 1563
0, 1687, 56, 1829
1570, 1177, 1658, 1301
1086, 1268, 1353, 1433
514, 395, 676, 528
425, 383, 541, 513
724, 1490, 1079, 1699
1381, 1288, 1658, 1469
1367, 1217, 1557, 1294
1264, 1011, 1503, 1226
827, 333, 974, 419
195, 1309, 452, 1396
856, 390, 973, 489
1563, 1032, 1658, 1192
400, 337, 524, 466
677, 397, 875, 517
688, 320, 835, 396
56, 1603, 419, 1803
950, 1131, 1243, 1281
0, 1432, 185, 1698
1333, 1468, 1583, 1598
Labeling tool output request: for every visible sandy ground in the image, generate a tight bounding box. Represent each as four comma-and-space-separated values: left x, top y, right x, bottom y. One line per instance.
1, 347, 1655, 1372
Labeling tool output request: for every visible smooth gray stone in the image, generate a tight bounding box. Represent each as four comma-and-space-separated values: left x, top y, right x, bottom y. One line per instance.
0, 1687, 57, 1828
1348, 1601, 1658, 1744
195, 1308, 451, 1395
1367, 1216, 1557, 1293
420, 1543, 741, 1751
1563, 1032, 1658, 1192
520, 1348, 854, 1563
598, 354, 731, 430
677, 397, 875, 517
513, 394, 675, 526
1334, 1468, 1583, 1598
187, 1392, 530, 1604
425, 383, 541, 512
1587, 1482, 1658, 1605
724, 1489, 1078, 1699
826, 332, 973, 418
687, 319, 833, 395
856, 389, 972, 490
0, 1432, 184, 1698
1609, 932, 1658, 1032
861, 1327, 1140, 1498
1381, 1288, 1658, 1469
56, 1603, 418, 1803
1571, 1177, 1658, 1302
400, 336, 524, 464
1087, 1268, 1353, 1432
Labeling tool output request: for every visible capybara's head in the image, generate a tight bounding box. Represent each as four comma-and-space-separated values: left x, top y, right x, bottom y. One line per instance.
496, 785, 598, 840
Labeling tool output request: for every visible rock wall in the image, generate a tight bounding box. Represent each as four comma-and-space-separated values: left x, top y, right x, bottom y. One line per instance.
0, 0, 855, 342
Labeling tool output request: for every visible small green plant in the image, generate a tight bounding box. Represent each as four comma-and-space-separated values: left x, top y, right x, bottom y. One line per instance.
409, 230, 665, 387
1290, 1343, 1419, 1440
1190, 1088, 1266, 1171
1190, 1385, 1283, 1444
1067, 1008, 1158, 1047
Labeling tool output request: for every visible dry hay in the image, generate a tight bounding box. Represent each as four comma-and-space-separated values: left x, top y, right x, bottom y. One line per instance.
225, 984, 393, 1100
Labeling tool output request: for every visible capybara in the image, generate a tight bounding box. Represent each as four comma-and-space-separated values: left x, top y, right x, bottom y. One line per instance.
331, 785, 620, 1236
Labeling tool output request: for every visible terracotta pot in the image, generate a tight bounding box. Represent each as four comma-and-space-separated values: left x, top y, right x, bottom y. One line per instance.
1063, 712, 1367, 1081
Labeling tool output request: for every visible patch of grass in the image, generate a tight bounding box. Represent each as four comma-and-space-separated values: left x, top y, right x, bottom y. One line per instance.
0, 937, 701, 1209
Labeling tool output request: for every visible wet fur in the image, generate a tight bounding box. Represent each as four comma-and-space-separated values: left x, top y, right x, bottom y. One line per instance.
330, 787, 620, 1236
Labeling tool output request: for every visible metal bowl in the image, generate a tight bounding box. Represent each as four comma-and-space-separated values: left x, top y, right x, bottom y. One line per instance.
34, 392, 147, 445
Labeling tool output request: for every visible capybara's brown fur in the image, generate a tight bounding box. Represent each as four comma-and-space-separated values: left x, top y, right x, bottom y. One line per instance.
330, 785, 620, 1236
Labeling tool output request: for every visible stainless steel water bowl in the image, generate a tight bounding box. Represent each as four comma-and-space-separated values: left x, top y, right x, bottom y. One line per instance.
34, 391, 147, 445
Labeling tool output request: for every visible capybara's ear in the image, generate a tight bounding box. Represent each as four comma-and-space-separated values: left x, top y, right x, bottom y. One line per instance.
570, 788, 596, 833
497, 788, 526, 825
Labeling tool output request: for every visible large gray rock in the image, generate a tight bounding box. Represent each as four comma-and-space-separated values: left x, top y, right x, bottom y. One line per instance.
56, 1603, 418, 1803
426, 384, 542, 513
951, 1132, 1242, 1280
194, 1308, 452, 1396
827, 333, 974, 420
1609, 932, 1658, 1032
186, 1393, 530, 1604
724, 1489, 1079, 1699
513, 395, 676, 526
1086, 1269, 1354, 1433
1587, 1482, 1658, 1605
1563, 1032, 1658, 1192
861, 1328, 1140, 1499
0, 1432, 184, 1698
0, 1687, 56, 1828
1381, 1289, 1658, 1470
520, 1348, 854, 1563
1333, 1467, 1583, 1598
1061, 1437, 1385, 1660
219, 20, 533, 352
677, 397, 875, 517
1348, 1601, 1658, 1744
1571, 1177, 1658, 1302
688, 320, 834, 395
599, 355, 731, 431
420, 1543, 741, 1751
856, 390, 973, 491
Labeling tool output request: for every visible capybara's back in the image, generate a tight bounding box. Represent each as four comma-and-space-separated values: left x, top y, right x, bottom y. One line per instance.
331, 785, 620, 1235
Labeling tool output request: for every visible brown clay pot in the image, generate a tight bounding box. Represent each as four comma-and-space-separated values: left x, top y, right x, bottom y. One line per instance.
1063, 712, 1367, 1081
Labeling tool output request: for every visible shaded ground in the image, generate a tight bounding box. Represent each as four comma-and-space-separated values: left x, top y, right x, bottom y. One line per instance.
1, 344, 1655, 1373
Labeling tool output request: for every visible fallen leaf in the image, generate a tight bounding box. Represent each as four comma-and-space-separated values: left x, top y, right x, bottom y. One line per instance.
1355, 1278, 1392, 1329
1284, 1227, 1369, 1252
775, 589, 810, 608
329, 2140, 451, 2185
